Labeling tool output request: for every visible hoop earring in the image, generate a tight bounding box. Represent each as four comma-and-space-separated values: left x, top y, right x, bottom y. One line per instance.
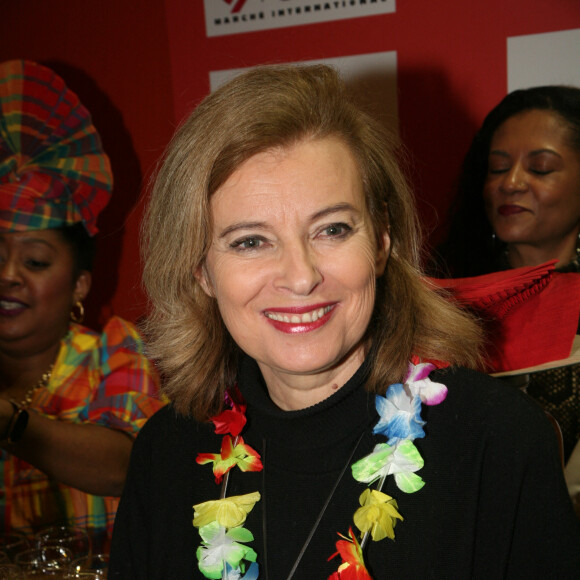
70, 300, 85, 324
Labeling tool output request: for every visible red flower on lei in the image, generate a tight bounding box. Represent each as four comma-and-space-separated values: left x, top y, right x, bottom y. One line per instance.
196, 386, 262, 484
211, 390, 248, 437
196, 434, 263, 484
328, 528, 372, 580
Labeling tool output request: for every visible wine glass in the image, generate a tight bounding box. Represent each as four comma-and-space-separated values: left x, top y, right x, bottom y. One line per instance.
68, 553, 108, 578
34, 526, 91, 561
14, 545, 72, 577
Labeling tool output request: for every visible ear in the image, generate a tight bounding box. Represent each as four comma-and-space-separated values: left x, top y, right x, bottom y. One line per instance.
73, 271, 92, 302
375, 229, 391, 276
194, 264, 215, 298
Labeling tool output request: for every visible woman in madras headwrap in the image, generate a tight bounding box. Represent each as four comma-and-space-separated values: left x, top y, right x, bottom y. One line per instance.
0, 60, 164, 549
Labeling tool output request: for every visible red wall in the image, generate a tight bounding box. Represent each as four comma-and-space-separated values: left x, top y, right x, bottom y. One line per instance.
2, 1, 579, 325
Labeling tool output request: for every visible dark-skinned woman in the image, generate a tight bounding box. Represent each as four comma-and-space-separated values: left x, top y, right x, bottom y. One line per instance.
0, 60, 164, 551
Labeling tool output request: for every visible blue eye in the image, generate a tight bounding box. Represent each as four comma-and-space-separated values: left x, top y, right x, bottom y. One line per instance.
230, 237, 264, 250
322, 223, 352, 237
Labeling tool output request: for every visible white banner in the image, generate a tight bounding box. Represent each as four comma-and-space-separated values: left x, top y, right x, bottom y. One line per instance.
204, 0, 396, 37
508, 28, 580, 91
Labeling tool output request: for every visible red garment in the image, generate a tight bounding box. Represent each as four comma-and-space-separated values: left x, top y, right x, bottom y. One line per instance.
429, 261, 580, 373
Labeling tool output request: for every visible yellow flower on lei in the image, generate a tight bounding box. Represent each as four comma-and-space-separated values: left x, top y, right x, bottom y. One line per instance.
193, 491, 261, 529
353, 489, 403, 541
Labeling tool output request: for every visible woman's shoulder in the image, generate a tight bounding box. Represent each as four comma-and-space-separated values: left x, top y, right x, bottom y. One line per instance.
55, 316, 160, 395
430, 366, 552, 438
433, 365, 540, 407
420, 366, 565, 482
100, 316, 146, 350
136, 403, 215, 447
63, 316, 144, 355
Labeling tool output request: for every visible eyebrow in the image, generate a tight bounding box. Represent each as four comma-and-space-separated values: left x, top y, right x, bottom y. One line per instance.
0, 236, 57, 250
217, 221, 267, 239
311, 202, 359, 222
217, 202, 360, 239
489, 148, 562, 158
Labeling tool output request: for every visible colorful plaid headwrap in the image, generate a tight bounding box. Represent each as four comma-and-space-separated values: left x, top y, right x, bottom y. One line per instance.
0, 60, 112, 236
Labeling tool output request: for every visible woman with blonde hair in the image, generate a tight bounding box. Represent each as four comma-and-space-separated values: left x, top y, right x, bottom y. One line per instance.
110, 64, 580, 579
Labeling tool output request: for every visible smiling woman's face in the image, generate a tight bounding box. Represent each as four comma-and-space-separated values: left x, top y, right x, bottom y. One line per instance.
0, 229, 90, 358
483, 109, 580, 261
197, 137, 390, 410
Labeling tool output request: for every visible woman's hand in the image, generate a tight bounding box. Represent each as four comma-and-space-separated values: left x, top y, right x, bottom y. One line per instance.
0, 410, 133, 497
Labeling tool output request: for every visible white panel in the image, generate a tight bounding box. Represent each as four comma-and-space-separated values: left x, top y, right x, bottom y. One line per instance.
508, 28, 580, 91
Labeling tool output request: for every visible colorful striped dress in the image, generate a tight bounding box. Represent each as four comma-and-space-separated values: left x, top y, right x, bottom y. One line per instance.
0, 316, 164, 547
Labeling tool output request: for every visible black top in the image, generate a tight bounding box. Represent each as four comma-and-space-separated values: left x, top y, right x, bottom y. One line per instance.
109, 358, 580, 579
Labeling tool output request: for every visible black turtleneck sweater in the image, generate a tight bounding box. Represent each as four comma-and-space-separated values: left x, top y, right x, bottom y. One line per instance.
109, 359, 580, 579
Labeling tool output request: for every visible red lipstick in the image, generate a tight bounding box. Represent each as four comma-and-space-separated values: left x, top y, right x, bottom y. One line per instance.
263, 303, 336, 334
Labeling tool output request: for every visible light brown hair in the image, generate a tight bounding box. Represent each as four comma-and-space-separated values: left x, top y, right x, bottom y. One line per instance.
142, 64, 483, 420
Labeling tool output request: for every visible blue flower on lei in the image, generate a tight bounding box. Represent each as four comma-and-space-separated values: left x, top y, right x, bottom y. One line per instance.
352, 361, 449, 495
223, 562, 259, 580
373, 383, 426, 445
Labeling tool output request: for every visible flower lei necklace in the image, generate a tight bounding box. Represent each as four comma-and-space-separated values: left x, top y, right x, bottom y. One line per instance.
193, 358, 448, 579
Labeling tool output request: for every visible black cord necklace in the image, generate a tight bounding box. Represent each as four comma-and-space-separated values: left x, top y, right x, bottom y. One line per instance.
260, 431, 366, 580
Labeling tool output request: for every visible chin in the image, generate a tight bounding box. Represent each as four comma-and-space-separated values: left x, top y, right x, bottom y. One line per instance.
495, 228, 527, 244
259, 351, 337, 376
272, 345, 360, 376
277, 360, 337, 376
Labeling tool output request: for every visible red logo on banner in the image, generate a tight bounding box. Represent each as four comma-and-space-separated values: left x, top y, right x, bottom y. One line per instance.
223, 0, 247, 13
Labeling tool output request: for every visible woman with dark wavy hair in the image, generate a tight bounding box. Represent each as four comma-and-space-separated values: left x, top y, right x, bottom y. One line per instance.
437, 85, 580, 277
436, 86, 580, 473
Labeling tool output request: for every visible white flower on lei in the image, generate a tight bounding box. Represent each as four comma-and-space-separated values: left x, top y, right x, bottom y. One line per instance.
351, 440, 425, 493
405, 362, 448, 405
196, 521, 257, 579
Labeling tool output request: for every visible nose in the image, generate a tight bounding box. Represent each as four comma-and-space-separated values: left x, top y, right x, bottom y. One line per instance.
499, 164, 528, 195
274, 241, 323, 295
0, 257, 23, 287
